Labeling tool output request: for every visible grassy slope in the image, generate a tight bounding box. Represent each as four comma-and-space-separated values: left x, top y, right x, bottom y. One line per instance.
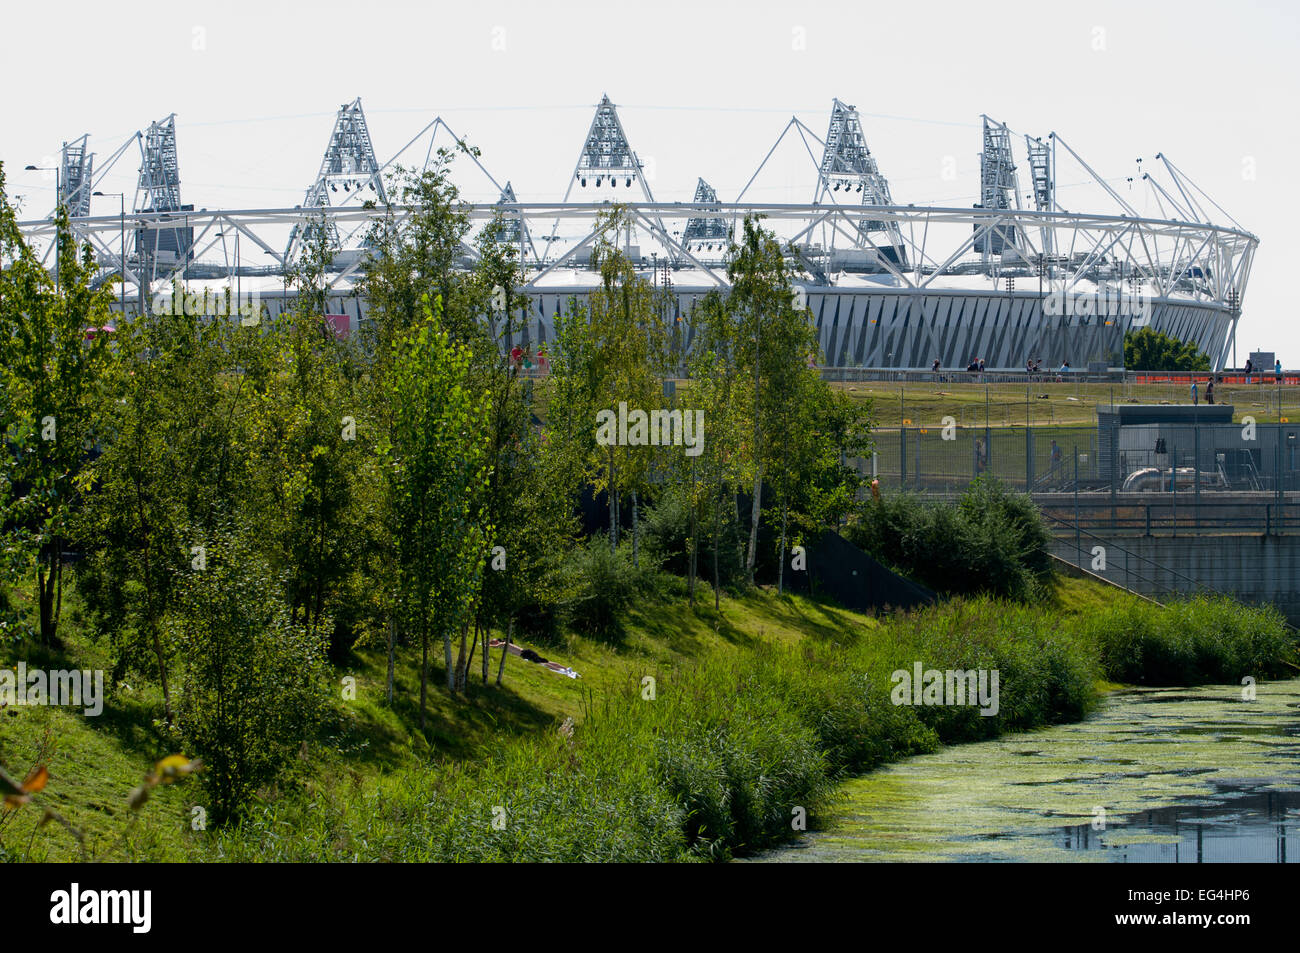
0, 571, 1121, 862
524, 377, 1298, 431
1, 579, 887, 860
825, 379, 1298, 429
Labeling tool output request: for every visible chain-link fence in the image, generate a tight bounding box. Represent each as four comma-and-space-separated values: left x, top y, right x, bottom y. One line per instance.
861, 425, 1102, 494
857, 421, 1300, 533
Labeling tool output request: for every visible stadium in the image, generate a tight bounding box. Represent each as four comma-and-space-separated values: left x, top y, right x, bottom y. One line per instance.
15, 95, 1258, 371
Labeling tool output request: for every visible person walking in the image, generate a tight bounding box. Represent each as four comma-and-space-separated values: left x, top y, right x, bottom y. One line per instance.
1206, 379, 1215, 405
1191, 379, 1198, 406
1245, 357, 1253, 384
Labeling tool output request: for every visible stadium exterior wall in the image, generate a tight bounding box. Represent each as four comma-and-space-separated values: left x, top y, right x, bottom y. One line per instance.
229, 286, 1230, 371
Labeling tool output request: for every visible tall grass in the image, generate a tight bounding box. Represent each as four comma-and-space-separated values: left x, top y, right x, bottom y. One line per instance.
201, 595, 1102, 862
1080, 595, 1296, 685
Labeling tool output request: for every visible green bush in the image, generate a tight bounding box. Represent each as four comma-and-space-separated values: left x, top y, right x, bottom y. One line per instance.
847, 478, 1054, 602
167, 530, 329, 825
559, 536, 646, 639
1081, 595, 1296, 685
641, 483, 747, 588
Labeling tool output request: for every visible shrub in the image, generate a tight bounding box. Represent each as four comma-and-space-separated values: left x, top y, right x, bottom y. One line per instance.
847, 478, 1054, 602
642, 483, 747, 588
1083, 595, 1296, 685
559, 536, 643, 639
167, 530, 328, 825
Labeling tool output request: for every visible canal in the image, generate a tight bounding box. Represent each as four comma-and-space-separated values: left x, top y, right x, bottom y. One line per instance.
756, 678, 1300, 863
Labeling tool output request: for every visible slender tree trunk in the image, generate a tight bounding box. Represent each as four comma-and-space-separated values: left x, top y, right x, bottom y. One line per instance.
442, 623, 454, 694
37, 564, 52, 645
495, 617, 512, 686
713, 487, 722, 611
453, 619, 470, 692
464, 624, 478, 686
608, 451, 617, 552
481, 623, 490, 684
421, 629, 431, 730
734, 492, 745, 568
632, 489, 639, 569
688, 460, 698, 604
777, 497, 788, 595
53, 552, 63, 634
385, 617, 395, 705
746, 465, 763, 585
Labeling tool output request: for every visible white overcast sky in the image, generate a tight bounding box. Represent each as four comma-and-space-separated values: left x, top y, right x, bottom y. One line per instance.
3, 0, 1297, 360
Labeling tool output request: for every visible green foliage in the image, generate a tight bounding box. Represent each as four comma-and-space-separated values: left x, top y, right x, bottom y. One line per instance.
559, 535, 651, 639
641, 482, 745, 586
1124, 326, 1211, 372
0, 166, 116, 645
384, 297, 493, 702
1079, 595, 1296, 685
167, 530, 328, 825
847, 477, 1055, 602
197, 595, 1101, 862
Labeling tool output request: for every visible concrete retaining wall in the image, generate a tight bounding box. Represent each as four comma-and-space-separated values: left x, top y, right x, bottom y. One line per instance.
1051, 533, 1300, 625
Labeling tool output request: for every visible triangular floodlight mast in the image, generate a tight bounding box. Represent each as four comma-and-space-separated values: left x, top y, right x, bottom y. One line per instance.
1025, 133, 1055, 259
974, 115, 1020, 260
496, 181, 521, 244
285, 97, 387, 263
1025, 135, 1053, 213
133, 114, 191, 278
549, 94, 671, 262
682, 178, 729, 252
134, 114, 182, 214
60, 135, 94, 218
814, 98, 907, 265
488, 180, 542, 286
570, 94, 652, 195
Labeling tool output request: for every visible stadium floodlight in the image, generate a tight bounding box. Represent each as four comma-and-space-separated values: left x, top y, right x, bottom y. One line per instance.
815, 98, 906, 264
285, 97, 385, 263
10, 98, 1256, 374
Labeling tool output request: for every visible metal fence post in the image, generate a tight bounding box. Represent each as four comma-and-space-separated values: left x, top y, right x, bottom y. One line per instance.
1074, 447, 1081, 562
1194, 425, 1201, 530
899, 427, 906, 490
1277, 425, 1285, 508
1026, 427, 1035, 492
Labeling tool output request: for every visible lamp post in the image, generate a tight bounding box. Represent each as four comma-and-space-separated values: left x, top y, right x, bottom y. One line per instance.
93, 191, 127, 319
215, 230, 244, 317
25, 163, 61, 296
265, 249, 285, 317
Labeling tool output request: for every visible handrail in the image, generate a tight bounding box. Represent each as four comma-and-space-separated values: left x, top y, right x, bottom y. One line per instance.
1043, 510, 1232, 598
1044, 510, 1300, 636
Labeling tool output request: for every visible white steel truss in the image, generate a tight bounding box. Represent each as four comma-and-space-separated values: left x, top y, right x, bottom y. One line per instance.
14, 99, 1259, 372
285, 98, 387, 263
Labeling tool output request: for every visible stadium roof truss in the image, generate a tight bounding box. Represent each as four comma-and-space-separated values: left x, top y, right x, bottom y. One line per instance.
18, 95, 1258, 365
